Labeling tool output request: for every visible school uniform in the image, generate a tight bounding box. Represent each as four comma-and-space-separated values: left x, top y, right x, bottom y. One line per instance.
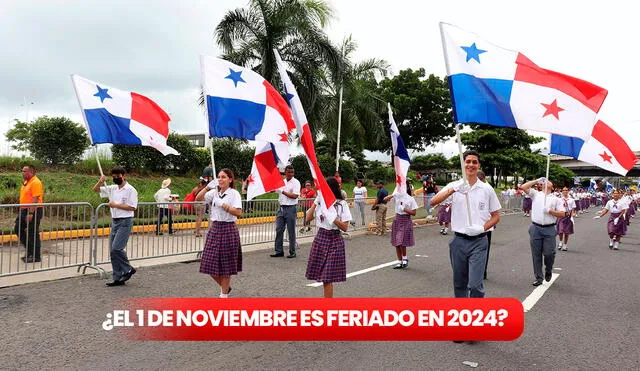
199, 188, 243, 277
528, 189, 563, 283
390, 192, 418, 247
556, 196, 576, 235
437, 196, 453, 225
306, 200, 352, 283
604, 199, 628, 237
444, 179, 501, 298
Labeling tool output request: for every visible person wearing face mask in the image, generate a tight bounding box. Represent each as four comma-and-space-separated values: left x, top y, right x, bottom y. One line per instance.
430, 150, 501, 301
593, 189, 628, 250
93, 166, 138, 287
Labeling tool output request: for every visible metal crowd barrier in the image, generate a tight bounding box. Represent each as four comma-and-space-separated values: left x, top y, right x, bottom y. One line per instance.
0, 202, 95, 277
0, 195, 421, 279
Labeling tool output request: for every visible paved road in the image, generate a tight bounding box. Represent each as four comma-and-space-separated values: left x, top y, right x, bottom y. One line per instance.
1, 213, 639, 370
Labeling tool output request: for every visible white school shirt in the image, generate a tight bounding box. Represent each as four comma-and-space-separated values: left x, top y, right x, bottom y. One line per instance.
529, 189, 563, 225
353, 186, 367, 201
314, 199, 352, 230
604, 199, 627, 214
559, 196, 576, 213
100, 183, 138, 218
444, 179, 501, 233
153, 188, 172, 209
205, 188, 242, 222
392, 192, 419, 215
278, 177, 301, 206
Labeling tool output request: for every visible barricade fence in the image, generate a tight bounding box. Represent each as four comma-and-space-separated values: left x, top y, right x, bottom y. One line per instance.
0, 195, 428, 278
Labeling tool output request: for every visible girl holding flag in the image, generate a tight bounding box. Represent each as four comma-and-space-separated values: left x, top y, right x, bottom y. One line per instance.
199, 169, 243, 298
384, 180, 419, 269
305, 177, 352, 298
593, 189, 628, 250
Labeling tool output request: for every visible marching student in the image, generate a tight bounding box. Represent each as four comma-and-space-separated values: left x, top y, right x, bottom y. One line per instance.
557, 187, 576, 251
437, 195, 452, 236
594, 189, 628, 250
305, 177, 352, 298
199, 169, 243, 298
384, 180, 418, 269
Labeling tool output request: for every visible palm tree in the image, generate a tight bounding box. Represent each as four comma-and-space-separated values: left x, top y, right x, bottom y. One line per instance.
316, 36, 389, 155
213, 0, 341, 130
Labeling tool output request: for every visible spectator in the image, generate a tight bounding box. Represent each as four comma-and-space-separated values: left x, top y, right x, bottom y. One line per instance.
352, 179, 368, 227
15, 165, 44, 263
299, 181, 316, 233
191, 178, 208, 237
373, 180, 389, 236
154, 178, 174, 235
423, 175, 438, 216
334, 171, 342, 186
93, 166, 138, 287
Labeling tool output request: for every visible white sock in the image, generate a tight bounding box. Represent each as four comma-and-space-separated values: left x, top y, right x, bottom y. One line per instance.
609, 238, 614, 246
219, 293, 228, 298
444, 227, 448, 232
402, 256, 408, 261
563, 244, 568, 249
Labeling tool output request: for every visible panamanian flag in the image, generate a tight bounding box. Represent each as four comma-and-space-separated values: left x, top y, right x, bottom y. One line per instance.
246, 142, 286, 201
71, 75, 178, 155
440, 23, 608, 141
389, 103, 411, 195
200, 55, 295, 166
551, 120, 638, 176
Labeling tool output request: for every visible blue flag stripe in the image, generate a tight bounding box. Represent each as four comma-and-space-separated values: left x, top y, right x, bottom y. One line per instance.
448, 74, 517, 127
84, 108, 141, 145
206, 96, 266, 139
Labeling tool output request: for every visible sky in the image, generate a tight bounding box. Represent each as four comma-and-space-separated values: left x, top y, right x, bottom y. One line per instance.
1, 0, 638, 161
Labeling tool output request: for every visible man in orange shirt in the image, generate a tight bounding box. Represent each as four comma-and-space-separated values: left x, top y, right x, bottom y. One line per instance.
15, 165, 44, 263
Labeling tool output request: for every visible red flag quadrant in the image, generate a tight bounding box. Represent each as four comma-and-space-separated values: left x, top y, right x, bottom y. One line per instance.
246, 142, 286, 200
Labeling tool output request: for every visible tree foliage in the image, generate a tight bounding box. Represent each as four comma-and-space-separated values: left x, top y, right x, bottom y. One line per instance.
377, 68, 455, 151
411, 154, 451, 172
5, 116, 90, 165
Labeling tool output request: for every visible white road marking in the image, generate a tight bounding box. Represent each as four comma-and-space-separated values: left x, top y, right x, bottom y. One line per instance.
522, 273, 559, 312
306, 261, 398, 287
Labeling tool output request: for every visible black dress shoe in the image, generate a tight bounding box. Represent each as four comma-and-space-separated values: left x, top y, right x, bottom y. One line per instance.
452, 340, 464, 343
545, 272, 552, 282
532, 279, 543, 286
270, 253, 284, 257
121, 268, 137, 282
286, 254, 296, 258
106, 280, 125, 287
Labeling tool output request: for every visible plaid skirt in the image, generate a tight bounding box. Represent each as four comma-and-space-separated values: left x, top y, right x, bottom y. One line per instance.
522, 198, 532, 211
306, 228, 346, 283
628, 202, 636, 216
391, 214, 415, 247
556, 216, 574, 235
607, 212, 627, 236
438, 204, 451, 224
199, 221, 242, 277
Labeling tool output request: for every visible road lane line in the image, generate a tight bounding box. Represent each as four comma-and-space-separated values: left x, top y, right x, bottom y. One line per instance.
306, 261, 398, 287
522, 273, 559, 312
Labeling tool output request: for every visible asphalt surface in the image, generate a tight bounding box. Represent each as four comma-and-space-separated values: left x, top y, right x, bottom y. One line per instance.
1, 212, 640, 370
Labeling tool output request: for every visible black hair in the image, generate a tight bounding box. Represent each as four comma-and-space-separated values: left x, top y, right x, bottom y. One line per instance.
285, 165, 294, 171
406, 180, 413, 196
326, 177, 343, 200
111, 166, 126, 175
23, 165, 36, 173
463, 150, 481, 162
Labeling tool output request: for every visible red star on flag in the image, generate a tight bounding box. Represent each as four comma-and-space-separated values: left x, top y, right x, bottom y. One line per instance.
541, 99, 565, 119
247, 174, 255, 184
599, 151, 613, 163
396, 175, 403, 185
278, 132, 288, 142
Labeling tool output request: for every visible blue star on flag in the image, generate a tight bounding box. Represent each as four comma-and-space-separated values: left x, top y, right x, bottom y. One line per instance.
225, 68, 246, 87
93, 85, 112, 103
460, 42, 487, 63
283, 85, 294, 107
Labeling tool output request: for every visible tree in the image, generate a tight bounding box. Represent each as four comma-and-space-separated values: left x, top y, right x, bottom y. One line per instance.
213, 0, 341, 129
315, 36, 389, 154
411, 154, 451, 172
461, 126, 545, 185
377, 68, 455, 151
5, 116, 90, 165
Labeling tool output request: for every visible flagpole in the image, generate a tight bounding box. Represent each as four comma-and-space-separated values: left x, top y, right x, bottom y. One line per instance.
335, 84, 343, 172
208, 137, 216, 178
440, 22, 473, 226
70, 74, 104, 177
544, 136, 552, 203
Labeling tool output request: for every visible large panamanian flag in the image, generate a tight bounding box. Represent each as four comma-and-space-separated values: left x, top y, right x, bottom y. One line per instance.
440, 22, 608, 140
200, 55, 295, 165
551, 120, 638, 176
71, 75, 178, 155
274, 50, 337, 217
246, 142, 286, 201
